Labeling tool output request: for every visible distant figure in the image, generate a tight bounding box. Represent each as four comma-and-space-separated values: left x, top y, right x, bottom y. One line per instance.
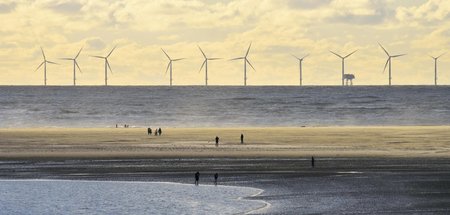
214, 173, 218, 186
195, 171, 200, 186
154, 130, 158, 136
240, 134, 244, 144
148, 127, 152, 135
115, 124, 118, 128
311, 156, 315, 168
158, 128, 162, 136
215, 136, 219, 147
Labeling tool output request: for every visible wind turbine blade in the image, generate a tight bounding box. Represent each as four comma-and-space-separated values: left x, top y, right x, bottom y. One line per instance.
198, 46, 206, 58
75, 61, 82, 73
429, 55, 436, 59
382, 58, 389, 73
90, 55, 105, 59
106, 45, 117, 58
438, 53, 446, 58
199, 60, 206, 73
378, 42, 389, 56
329, 50, 343, 58
35, 61, 45, 71
208, 58, 221, 60
291, 54, 300, 60
344, 50, 358, 58
46, 61, 58, 65
172, 58, 185, 61
392, 54, 406, 58
245, 42, 252, 57
165, 62, 171, 75
75, 47, 83, 59
59, 58, 73, 60
161, 48, 171, 60
106, 60, 113, 73
230, 57, 244, 61
246, 59, 255, 71
301, 54, 309, 60
40, 47, 46, 60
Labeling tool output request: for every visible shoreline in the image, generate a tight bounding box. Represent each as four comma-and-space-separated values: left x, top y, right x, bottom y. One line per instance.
1, 126, 450, 159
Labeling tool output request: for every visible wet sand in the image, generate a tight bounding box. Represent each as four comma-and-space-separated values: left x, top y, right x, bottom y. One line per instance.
0, 158, 449, 214
1, 126, 450, 158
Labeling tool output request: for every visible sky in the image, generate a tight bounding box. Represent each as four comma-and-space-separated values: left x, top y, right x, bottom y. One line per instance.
0, 0, 449, 86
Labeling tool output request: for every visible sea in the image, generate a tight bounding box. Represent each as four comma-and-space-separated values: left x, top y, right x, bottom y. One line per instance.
0, 86, 449, 128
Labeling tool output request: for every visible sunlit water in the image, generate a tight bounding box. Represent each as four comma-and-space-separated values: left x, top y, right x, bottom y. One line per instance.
1, 86, 449, 127
0, 180, 267, 215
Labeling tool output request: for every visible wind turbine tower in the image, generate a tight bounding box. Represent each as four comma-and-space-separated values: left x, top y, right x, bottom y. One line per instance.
292, 54, 309, 86
162, 48, 184, 86
329, 49, 357, 86
379, 43, 406, 86
198, 46, 220, 86
61, 47, 83, 86
91, 46, 117, 86
430, 53, 445, 86
35, 47, 58, 86
231, 43, 255, 86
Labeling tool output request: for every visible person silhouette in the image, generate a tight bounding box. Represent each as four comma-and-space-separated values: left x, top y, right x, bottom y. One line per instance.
215, 136, 219, 147
148, 127, 152, 135
158, 128, 162, 136
214, 173, 218, 186
311, 156, 315, 168
240, 134, 244, 144
195, 171, 200, 186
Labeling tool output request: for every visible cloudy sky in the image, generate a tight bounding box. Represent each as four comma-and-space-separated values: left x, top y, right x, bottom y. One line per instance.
0, 0, 449, 85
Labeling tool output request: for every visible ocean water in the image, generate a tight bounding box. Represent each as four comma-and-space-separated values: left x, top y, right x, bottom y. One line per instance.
0, 180, 267, 214
0, 86, 449, 128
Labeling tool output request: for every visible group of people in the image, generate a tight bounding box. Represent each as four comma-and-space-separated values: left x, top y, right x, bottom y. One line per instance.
115, 124, 131, 128
214, 133, 245, 147
147, 127, 162, 136
194, 172, 219, 186
193, 157, 315, 186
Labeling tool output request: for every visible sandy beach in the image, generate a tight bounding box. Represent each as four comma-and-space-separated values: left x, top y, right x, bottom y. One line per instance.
0, 126, 449, 159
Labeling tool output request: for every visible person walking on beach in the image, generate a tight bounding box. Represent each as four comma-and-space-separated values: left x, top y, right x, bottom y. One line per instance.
311, 156, 315, 168
240, 133, 244, 144
214, 173, 219, 186
158, 128, 162, 136
215, 136, 219, 147
195, 171, 200, 186
148, 127, 152, 135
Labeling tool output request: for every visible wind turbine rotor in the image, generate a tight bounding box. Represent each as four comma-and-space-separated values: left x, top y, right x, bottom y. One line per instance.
378, 43, 390, 56
198, 46, 207, 58
382, 58, 390, 73
344, 50, 358, 58
246, 59, 255, 71
106, 46, 117, 58
199, 60, 206, 73
245, 42, 252, 57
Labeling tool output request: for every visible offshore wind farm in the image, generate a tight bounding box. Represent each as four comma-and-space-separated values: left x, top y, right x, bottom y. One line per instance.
1, 1, 450, 215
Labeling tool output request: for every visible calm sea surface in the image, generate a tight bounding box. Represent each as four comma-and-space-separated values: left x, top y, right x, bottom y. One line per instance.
0, 86, 449, 128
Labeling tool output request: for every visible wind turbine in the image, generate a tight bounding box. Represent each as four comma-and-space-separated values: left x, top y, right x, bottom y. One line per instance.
430, 53, 445, 86
35, 47, 58, 86
292, 54, 309, 86
91, 46, 117, 86
231, 43, 255, 86
329, 49, 357, 86
60, 47, 83, 86
379, 43, 406, 86
161, 48, 184, 86
198, 46, 220, 86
